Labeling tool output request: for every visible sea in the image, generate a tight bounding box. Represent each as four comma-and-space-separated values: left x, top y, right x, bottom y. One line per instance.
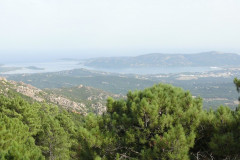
0, 60, 222, 75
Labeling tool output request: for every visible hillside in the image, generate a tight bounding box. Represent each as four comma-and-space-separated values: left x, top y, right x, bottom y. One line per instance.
1, 80, 240, 159
5, 68, 156, 94
5, 68, 240, 109
0, 77, 120, 115
82, 51, 240, 68
44, 85, 123, 114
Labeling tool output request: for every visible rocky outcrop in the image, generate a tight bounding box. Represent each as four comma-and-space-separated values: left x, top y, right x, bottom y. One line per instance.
0, 77, 88, 115
0, 77, 126, 115
48, 95, 87, 115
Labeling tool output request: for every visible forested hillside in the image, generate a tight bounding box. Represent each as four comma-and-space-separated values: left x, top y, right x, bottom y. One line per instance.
83, 52, 240, 68
0, 77, 123, 115
5, 68, 240, 109
1, 78, 240, 159
44, 85, 124, 114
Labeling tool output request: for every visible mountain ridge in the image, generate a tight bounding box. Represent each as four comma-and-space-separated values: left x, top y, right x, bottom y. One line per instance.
83, 51, 240, 68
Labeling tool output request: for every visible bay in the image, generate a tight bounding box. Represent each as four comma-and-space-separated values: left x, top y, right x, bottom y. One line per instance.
1, 60, 221, 75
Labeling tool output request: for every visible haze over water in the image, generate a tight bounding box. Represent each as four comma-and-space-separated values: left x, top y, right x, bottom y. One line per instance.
1, 60, 221, 75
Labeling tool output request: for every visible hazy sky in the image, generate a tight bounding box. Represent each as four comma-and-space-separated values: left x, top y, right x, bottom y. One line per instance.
0, 0, 240, 61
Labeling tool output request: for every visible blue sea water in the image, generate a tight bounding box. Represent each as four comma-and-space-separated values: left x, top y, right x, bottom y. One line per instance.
1, 60, 221, 75
1, 61, 83, 74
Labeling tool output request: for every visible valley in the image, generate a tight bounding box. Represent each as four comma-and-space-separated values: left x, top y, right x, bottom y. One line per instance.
2, 65, 240, 110
1, 52, 240, 112
1, 0, 240, 158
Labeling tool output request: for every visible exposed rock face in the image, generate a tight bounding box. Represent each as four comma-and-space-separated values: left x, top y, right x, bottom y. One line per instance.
43, 85, 125, 115
0, 77, 7, 81
48, 95, 87, 115
14, 82, 45, 102
0, 77, 125, 115
91, 102, 106, 115
0, 78, 88, 115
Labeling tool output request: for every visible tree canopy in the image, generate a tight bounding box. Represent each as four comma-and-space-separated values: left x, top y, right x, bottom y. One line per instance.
234, 77, 240, 102
1, 81, 240, 159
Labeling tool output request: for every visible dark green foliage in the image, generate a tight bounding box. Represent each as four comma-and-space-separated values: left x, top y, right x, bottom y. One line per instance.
234, 77, 240, 93
234, 77, 240, 102
35, 105, 71, 160
1, 81, 240, 159
0, 94, 79, 160
78, 84, 203, 160
78, 83, 240, 159
7, 68, 239, 109
0, 110, 43, 160
192, 106, 240, 159
76, 114, 105, 159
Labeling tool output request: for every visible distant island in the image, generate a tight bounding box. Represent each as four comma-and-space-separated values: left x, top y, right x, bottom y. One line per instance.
0, 66, 22, 73
26, 66, 44, 70
0, 66, 44, 74
82, 51, 240, 68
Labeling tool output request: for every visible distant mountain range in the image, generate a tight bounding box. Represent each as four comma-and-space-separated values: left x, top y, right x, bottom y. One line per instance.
83, 51, 240, 68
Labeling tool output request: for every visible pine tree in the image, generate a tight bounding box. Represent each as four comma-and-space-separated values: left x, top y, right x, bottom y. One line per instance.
192, 106, 240, 159
88, 83, 203, 159
35, 105, 71, 160
234, 77, 240, 102
0, 113, 44, 160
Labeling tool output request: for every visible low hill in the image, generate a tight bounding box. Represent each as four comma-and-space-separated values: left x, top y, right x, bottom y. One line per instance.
5, 68, 155, 94
0, 77, 121, 115
83, 51, 240, 68
44, 85, 123, 114
4, 68, 240, 109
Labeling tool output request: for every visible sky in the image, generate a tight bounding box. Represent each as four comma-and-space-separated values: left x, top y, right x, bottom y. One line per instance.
0, 0, 240, 62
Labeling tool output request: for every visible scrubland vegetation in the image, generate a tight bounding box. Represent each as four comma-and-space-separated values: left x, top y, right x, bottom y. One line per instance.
0, 78, 240, 160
